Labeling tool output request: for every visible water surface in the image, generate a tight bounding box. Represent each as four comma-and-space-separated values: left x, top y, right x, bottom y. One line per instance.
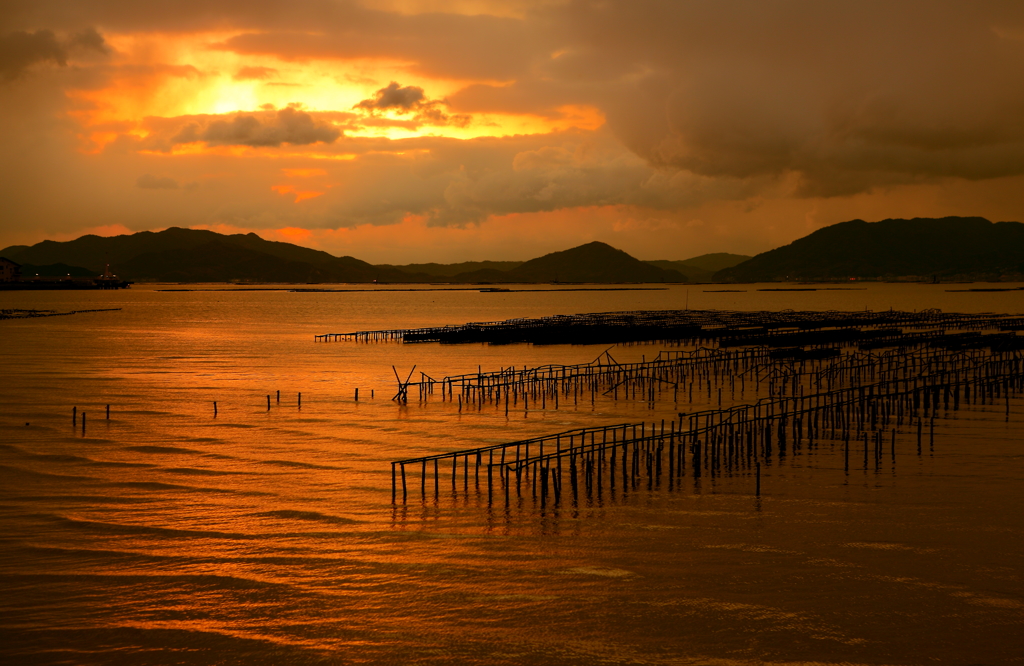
1, 283, 1022, 664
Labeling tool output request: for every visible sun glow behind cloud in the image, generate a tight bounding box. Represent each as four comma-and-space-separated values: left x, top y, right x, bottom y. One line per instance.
65, 30, 598, 152
77, 32, 394, 118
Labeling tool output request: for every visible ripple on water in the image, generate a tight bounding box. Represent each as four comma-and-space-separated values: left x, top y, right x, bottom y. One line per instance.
29, 513, 256, 540
3, 494, 153, 505
558, 566, 635, 577
258, 459, 344, 470
122, 445, 205, 455
250, 509, 361, 525
1, 444, 89, 463
86, 461, 155, 469
0, 464, 94, 482
158, 467, 250, 476
103, 480, 274, 496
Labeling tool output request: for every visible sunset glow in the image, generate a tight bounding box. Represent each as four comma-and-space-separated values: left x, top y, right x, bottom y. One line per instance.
2, 1, 1024, 261
5, 7, 1024, 666
62, 28, 586, 152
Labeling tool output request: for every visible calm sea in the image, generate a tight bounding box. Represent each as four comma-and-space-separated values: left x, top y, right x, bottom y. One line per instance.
1, 283, 1023, 665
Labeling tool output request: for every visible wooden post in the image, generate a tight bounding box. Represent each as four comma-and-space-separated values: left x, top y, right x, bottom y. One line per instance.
487, 450, 494, 501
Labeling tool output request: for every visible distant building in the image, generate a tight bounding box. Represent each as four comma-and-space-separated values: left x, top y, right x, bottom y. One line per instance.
0, 257, 21, 282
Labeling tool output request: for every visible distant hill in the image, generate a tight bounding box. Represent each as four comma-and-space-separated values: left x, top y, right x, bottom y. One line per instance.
647, 253, 750, 282
0, 228, 418, 283
452, 242, 686, 283
3, 227, 334, 271
714, 217, 1024, 282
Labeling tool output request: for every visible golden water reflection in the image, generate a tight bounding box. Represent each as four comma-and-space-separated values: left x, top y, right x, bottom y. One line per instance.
1, 284, 1022, 663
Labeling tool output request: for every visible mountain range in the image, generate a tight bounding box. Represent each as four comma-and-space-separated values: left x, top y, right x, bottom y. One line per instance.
0, 230, 709, 284
5, 216, 1014, 284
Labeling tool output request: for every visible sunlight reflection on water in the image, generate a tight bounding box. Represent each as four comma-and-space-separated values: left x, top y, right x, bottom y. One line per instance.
1, 284, 1023, 664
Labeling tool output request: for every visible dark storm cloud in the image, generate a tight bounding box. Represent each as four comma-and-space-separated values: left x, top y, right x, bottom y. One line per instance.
0, 27, 106, 80
356, 82, 426, 111
67, 26, 106, 52
353, 81, 470, 127
550, 0, 1024, 195
0, 30, 65, 80
171, 107, 341, 147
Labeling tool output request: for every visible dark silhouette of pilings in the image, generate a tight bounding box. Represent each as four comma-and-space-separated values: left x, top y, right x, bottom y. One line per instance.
394, 344, 1021, 415
398, 346, 774, 406
390, 347, 1024, 506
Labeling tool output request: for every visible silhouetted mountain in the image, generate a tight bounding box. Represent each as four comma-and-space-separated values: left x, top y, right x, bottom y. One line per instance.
714, 217, 1024, 282
647, 253, 750, 282
0, 228, 415, 283
452, 242, 685, 283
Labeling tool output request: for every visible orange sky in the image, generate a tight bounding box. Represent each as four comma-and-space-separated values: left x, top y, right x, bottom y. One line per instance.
2, 1, 1024, 262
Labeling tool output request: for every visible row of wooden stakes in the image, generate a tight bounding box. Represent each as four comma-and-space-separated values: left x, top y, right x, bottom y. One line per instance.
391, 351, 1021, 506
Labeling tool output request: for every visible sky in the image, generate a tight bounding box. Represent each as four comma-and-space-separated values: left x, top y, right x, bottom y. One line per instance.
1, 1, 1024, 263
